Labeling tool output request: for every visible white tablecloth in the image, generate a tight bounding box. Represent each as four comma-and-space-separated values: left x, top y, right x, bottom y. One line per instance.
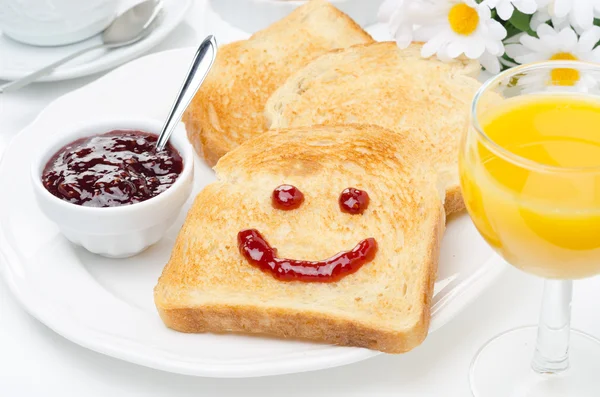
1, 1, 599, 396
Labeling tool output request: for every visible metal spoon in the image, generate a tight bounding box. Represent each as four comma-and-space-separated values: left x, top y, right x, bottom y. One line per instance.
0, 0, 163, 93
155, 35, 218, 152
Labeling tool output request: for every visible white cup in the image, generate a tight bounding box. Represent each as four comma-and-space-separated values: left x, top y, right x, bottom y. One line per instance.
0, 0, 120, 46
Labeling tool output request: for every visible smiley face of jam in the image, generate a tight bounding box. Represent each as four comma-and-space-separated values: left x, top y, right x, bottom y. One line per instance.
242, 185, 376, 282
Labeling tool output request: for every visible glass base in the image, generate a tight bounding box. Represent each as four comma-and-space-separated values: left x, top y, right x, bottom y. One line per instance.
470, 326, 600, 397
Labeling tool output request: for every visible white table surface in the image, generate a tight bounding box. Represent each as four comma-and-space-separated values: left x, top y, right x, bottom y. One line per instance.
1, 1, 599, 396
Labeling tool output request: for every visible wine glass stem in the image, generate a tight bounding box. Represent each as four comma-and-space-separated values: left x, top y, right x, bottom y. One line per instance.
532, 279, 573, 374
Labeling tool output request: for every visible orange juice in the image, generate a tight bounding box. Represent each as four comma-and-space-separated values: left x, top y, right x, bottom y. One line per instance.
460, 94, 600, 279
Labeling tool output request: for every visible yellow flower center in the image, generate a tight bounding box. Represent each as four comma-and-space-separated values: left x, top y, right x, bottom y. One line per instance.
448, 4, 479, 35
549, 52, 579, 86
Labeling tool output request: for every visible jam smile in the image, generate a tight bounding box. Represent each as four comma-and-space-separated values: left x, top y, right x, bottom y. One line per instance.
237, 229, 378, 282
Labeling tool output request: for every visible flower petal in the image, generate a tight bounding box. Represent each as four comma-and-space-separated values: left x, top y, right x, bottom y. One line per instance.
447, 40, 466, 58
553, 0, 571, 18
479, 51, 501, 74
505, 43, 528, 59
504, 32, 525, 44
465, 38, 486, 58
483, 0, 499, 8
518, 52, 547, 64
557, 27, 578, 50
489, 20, 508, 40
577, 26, 600, 53
437, 45, 455, 62
497, 1, 514, 20
536, 23, 556, 38
422, 33, 447, 58
477, 3, 492, 19
530, 10, 550, 30
571, 0, 595, 30
414, 23, 445, 41
378, 0, 403, 22
388, 8, 406, 32
536, 0, 552, 8
520, 34, 545, 52
395, 29, 414, 48
515, 0, 537, 14
551, 15, 570, 30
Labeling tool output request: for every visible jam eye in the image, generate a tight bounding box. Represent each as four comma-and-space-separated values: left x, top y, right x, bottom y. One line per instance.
272, 184, 304, 210
339, 188, 369, 214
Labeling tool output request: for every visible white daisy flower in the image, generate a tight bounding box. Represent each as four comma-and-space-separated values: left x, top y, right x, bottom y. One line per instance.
531, 0, 600, 30
505, 24, 600, 91
384, 0, 507, 73
424, 0, 506, 73
484, 0, 537, 21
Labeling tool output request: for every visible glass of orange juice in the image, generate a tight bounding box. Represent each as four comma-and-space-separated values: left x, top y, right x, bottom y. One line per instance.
461, 60, 600, 396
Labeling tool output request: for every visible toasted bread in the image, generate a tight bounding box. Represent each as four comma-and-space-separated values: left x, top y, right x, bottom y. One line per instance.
265, 42, 482, 214
154, 124, 445, 353
183, 0, 374, 166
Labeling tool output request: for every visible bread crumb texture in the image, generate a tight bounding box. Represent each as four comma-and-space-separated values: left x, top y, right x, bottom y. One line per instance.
182, 0, 374, 166
155, 125, 445, 353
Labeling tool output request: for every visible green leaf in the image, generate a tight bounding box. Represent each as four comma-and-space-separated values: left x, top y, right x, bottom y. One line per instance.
504, 21, 521, 39
509, 10, 534, 35
501, 52, 516, 64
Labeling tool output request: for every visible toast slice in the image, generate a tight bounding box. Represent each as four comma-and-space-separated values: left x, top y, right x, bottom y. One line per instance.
265, 42, 482, 215
155, 124, 445, 353
183, 0, 374, 166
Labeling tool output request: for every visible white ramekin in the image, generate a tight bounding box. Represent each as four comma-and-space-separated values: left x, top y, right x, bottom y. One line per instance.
31, 118, 194, 259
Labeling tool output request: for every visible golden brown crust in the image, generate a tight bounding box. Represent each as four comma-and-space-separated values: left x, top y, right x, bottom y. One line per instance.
182, 110, 228, 167
183, 0, 374, 165
417, 205, 445, 345
158, 304, 424, 354
444, 185, 466, 215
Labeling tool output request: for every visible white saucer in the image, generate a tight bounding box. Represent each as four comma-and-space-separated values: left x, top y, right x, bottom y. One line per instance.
0, 0, 192, 82
0, 47, 506, 378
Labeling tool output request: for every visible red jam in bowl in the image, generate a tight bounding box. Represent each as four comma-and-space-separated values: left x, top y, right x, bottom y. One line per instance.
41, 130, 183, 208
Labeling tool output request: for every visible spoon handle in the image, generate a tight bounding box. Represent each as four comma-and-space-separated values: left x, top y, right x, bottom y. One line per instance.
0, 43, 106, 93
156, 35, 218, 152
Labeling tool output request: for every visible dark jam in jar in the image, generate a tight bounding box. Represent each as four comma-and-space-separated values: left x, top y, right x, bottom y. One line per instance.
41, 130, 183, 208
237, 229, 378, 282
272, 184, 304, 210
339, 188, 370, 214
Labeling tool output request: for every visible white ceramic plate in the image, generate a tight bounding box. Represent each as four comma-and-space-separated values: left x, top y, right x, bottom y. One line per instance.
0, 48, 506, 378
0, 0, 192, 82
